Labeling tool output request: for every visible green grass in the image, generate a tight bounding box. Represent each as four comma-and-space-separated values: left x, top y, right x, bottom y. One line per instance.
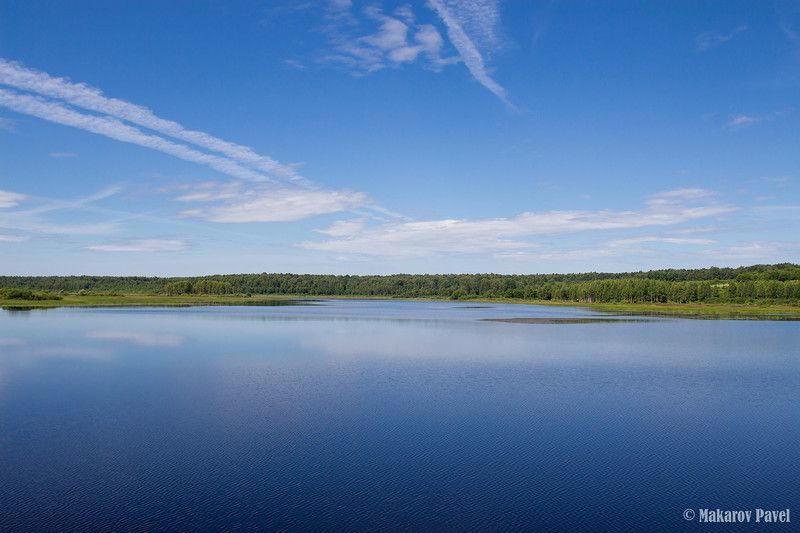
588, 301, 800, 318
0, 293, 304, 309
2, 293, 799, 319
462, 297, 800, 319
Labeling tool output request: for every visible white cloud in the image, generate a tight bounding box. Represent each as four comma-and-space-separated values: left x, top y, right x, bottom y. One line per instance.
415, 24, 447, 63
322, 5, 454, 73
88, 239, 186, 252
702, 241, 799, 260
0, 234, 28, 242
725, 109, 793, 129
726, 114, 760, 128
607, 236, 715, 247
308, 217, 528, 256
174, 181, 244, 202
427, 0, 511, 106
0, 58, 298, 181
302, 189, 735, 257
496, 249, 617, 262
1, 215, 118, 236
759, 175, 791, 185
495, 234, 716, 263
0, 189, 26, 208
283, 59, 308, 70
17, 185, 121, 218
317, 218, 367, 236
365, 16, 409, 51
0, 186, 124, 237
48, 151, 78, 158
178, 185, 368, 223
0, 58, 378, 225
0, 89, 271, 182
44, 224, 120, 235
87, 331, 184, 347
696, 25, 748, 52
646, 188, 716, 205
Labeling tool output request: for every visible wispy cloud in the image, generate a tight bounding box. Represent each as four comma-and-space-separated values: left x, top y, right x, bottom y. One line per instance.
427, 0, 511, 106
0, 234, 28, 242
303, 189, 734, 257
0, 58, 298, 181
0, 58, 376, 226
607, 236, 715, 247
48, 151, 78, 158
0, 88, 271, 182
496, 248, 617, 262
495, 234, 715, 263
322, 5, 454, 73
724, 108, 793, 129
7, 185, 120, 219
702, 241, 798, 261
1, 186, 206, 242
55, 224, 121, 236
646, 188, 716, 204
778, 2, 800, 45
758, 175, 792, 185
173, 181, 244, 203
0, 189, 26, 208
87, 239, 187, 252
283, 59, 308, 70
696, 25, 748, 52
177, 182, 368, 223
0, 219, 118, 236
726, 114, 761, 128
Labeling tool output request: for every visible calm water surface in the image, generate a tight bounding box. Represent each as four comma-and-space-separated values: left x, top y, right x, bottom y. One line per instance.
1, 300, 797, 531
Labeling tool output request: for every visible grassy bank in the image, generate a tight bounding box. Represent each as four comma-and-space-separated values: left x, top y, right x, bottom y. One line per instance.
468, 298, 800, 319
2, 292, 800, 319
578, 301, 800, 318
0, 293, 304, 309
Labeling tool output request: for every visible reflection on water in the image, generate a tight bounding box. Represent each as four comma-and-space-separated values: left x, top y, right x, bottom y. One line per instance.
0, 300, 798, 531
482, 317, 653, 324
86, 330, 185, 347
217, 298, 321, 306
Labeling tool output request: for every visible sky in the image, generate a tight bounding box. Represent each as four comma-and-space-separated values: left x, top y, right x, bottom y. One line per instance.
1, 0, 799, 276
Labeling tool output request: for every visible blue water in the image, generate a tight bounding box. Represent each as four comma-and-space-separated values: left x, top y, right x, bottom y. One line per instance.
0, 300, 797, 531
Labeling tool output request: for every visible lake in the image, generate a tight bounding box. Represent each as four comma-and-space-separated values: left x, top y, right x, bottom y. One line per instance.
1, 300, 797, 531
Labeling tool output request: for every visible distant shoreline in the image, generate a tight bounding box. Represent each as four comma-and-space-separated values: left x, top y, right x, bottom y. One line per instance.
2, 293, 800, 320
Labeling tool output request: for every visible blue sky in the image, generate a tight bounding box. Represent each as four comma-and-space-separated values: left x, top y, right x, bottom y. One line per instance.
1, 0, 799, 275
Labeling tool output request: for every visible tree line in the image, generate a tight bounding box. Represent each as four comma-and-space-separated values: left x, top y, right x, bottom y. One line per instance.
1, 263, 799, 303
0, 288, 62, 301
164, 279, 233, 295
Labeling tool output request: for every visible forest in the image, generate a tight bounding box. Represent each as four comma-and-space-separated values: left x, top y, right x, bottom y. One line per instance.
1, 263, 799, 304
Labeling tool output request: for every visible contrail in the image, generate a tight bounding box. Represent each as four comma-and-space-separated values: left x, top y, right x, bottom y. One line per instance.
428, 0, 512, 107
0, 57, 299, 181
0, 88, 270, 182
